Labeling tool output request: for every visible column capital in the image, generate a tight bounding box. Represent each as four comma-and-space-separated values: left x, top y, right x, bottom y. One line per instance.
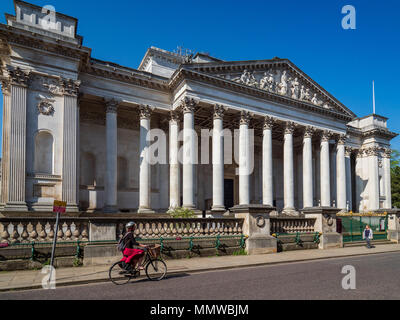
169, 110, 180, 124
6, 66, 31, 88
382, 148, 392, 158
240, 110, 252, 125
284, 121, 296, 134
365, 146, 380, 157
213, 104, 226, 120
303, 126, 315, 139
1, 79, 10, 95
337, 134, 347, 145
345, 146, 354, 157
59, 78, 81, 97
355, 148, 364, 158
139, 104, 152, 119
182, 97, 198, 114
105, 99, 119, 113
320, 130, 332, 142
263, 116, 275, 130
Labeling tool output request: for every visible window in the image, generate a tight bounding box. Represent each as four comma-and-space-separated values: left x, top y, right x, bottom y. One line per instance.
34, 131, 53, 174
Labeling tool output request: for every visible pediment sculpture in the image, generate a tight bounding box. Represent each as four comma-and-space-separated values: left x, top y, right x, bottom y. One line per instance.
226, 68, 334, 110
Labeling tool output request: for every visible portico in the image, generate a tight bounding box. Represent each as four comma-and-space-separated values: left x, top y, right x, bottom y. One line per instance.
0, 0, 397, 216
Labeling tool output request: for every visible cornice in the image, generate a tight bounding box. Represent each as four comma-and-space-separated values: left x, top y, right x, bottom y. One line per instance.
362, 128, 398, 140
169, 68, 354, 123
0, 24, 90, 60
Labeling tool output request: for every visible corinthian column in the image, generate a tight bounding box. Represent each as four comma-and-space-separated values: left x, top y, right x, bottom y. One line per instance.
2, 67, 30, 211
138, 105, 153, 213
182, 98, 197, 209
103, 99, 118, 213
262, 117, 274, 206
320, 131, 331, 207
212, 104, 225, 212
169, 111, 180, 209
239, 111, 252, 205
302, 126, 314, 208
283, 122, 295, 213
383, 149, 392, 209
336, 135, 347, 210
61, 78, 81, 212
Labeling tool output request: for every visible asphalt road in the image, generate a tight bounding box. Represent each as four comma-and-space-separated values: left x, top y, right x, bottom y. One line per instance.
1, 252, 400, 300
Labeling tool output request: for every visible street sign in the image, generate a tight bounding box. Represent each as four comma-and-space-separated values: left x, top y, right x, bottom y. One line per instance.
53, 200, 66, 213
49, 200, 67, 285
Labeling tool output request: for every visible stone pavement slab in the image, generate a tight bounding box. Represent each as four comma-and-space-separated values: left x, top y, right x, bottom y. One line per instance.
0, 243, 399, 292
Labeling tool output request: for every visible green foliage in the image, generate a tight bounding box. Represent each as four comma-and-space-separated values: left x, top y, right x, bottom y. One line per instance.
232, 248, 247, 256
391, 165, 400, 208
391, 150, 400, 170
168, 206, 196, 218
73, 257, 83, 267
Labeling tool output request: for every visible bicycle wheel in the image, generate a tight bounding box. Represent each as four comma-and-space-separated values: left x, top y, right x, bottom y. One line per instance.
145, 258, 167, 281
109, 261, 132, 285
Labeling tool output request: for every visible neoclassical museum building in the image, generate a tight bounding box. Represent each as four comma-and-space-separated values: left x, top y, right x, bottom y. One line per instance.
0, 0, 397, 215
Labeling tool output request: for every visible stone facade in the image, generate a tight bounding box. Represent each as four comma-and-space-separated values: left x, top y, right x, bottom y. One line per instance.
0, 0, 397, 215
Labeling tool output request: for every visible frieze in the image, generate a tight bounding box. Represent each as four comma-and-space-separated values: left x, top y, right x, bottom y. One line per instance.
224, 67, 334, 111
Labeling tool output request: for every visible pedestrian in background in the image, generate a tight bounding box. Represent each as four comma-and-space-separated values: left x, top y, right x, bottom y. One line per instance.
363, 225, 373, 249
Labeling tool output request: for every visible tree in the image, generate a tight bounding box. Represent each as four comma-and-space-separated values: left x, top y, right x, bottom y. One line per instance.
391, 150, 400, 208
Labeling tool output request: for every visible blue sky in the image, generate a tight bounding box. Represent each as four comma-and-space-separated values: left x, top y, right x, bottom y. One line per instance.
0, 0, 399, 154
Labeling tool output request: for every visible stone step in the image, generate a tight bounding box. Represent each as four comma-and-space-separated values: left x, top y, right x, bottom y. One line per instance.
343, 240, 395, 247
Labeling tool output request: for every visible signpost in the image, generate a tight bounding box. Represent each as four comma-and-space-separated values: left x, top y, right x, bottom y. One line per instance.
49, 200, 66, 285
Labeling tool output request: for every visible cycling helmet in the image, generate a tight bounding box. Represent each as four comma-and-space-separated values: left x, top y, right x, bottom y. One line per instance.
126, 221, 136, 229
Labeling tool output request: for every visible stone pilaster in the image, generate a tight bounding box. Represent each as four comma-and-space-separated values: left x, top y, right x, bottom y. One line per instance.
2, 67, 31, 211
138, 104, 154, 213
103, 99, 118, 213
365, 146, 380, 211
61, 78, 81, 212
382, 149, 392, 209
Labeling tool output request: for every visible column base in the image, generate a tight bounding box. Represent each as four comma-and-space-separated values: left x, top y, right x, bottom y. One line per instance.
103, 205, 118, 213
281, 208, 300, 216
2, 202, 29, 212
137, 207, 155, 214
208, 207, 227, 218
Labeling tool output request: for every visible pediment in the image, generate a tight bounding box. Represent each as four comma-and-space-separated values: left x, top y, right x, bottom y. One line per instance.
186, 60, 355, 118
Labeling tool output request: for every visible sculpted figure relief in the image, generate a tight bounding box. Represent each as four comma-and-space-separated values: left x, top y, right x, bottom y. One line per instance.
235, 69, 258, 87
277, 70, 288, 95
229, 68, 336, 112
290, 77, 300, 99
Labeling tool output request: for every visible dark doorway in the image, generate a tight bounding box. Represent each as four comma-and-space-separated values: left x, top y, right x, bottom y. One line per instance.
224, 179, 234, 209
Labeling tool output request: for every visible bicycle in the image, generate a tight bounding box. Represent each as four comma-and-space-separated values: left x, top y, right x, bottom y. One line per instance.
109, 244, 167, 285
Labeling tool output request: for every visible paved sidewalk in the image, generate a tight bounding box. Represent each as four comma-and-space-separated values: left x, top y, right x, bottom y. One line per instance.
1, 243, 399, 292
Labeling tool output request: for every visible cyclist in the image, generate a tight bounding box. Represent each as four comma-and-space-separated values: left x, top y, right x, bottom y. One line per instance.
120, 221, 148, 272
